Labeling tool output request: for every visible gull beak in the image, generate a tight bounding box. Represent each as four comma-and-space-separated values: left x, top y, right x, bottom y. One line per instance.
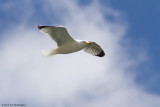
87, 42, 92, 45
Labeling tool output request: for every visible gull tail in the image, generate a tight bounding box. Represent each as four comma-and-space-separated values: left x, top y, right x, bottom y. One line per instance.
41, 49, 57, 57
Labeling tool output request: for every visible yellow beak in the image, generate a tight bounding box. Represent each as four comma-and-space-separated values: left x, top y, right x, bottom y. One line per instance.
87, 42, 92, 45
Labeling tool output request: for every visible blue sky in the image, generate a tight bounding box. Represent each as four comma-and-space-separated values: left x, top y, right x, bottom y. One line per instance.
106, 0, 160, 94
0, 0, 160, 106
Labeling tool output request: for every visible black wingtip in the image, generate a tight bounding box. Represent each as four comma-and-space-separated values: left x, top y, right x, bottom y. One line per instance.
96, 50, 105, 57
38, 25, 49, 29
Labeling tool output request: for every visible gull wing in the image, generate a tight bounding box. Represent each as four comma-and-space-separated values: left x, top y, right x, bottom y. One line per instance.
38, 25, 75, 46
83, 42, 105, 57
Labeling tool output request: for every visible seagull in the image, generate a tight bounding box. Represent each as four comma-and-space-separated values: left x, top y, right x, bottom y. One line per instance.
38, 25, 105, 57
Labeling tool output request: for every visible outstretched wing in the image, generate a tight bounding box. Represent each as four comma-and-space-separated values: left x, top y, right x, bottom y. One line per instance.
38, 25, 75, 46
83, 42, 105, 57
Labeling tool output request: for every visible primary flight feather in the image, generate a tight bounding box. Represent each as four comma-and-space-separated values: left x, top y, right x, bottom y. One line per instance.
38, 25, 105, 57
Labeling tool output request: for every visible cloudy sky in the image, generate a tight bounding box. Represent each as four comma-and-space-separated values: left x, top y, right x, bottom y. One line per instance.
0, 0, 160, 107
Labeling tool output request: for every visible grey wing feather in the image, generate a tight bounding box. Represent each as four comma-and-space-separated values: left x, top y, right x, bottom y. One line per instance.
38, 25, 75, 46
83, 42, 105, 57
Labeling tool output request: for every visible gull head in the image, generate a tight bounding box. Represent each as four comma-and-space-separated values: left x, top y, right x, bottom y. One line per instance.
79, 41, 93, 46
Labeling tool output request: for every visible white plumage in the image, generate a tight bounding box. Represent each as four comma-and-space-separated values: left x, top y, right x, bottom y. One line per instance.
38, 25, 105, 57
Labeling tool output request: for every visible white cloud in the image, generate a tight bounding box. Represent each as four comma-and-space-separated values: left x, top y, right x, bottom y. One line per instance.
0, 0, 160, 107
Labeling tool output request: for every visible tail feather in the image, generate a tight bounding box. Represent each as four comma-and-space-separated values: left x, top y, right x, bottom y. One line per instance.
41, 49, 57, 57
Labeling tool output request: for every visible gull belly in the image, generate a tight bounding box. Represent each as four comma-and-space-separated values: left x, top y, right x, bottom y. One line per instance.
56, 42, 86, 54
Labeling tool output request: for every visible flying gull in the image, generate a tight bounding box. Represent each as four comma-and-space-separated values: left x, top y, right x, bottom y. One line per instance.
38, 25, 105, 57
